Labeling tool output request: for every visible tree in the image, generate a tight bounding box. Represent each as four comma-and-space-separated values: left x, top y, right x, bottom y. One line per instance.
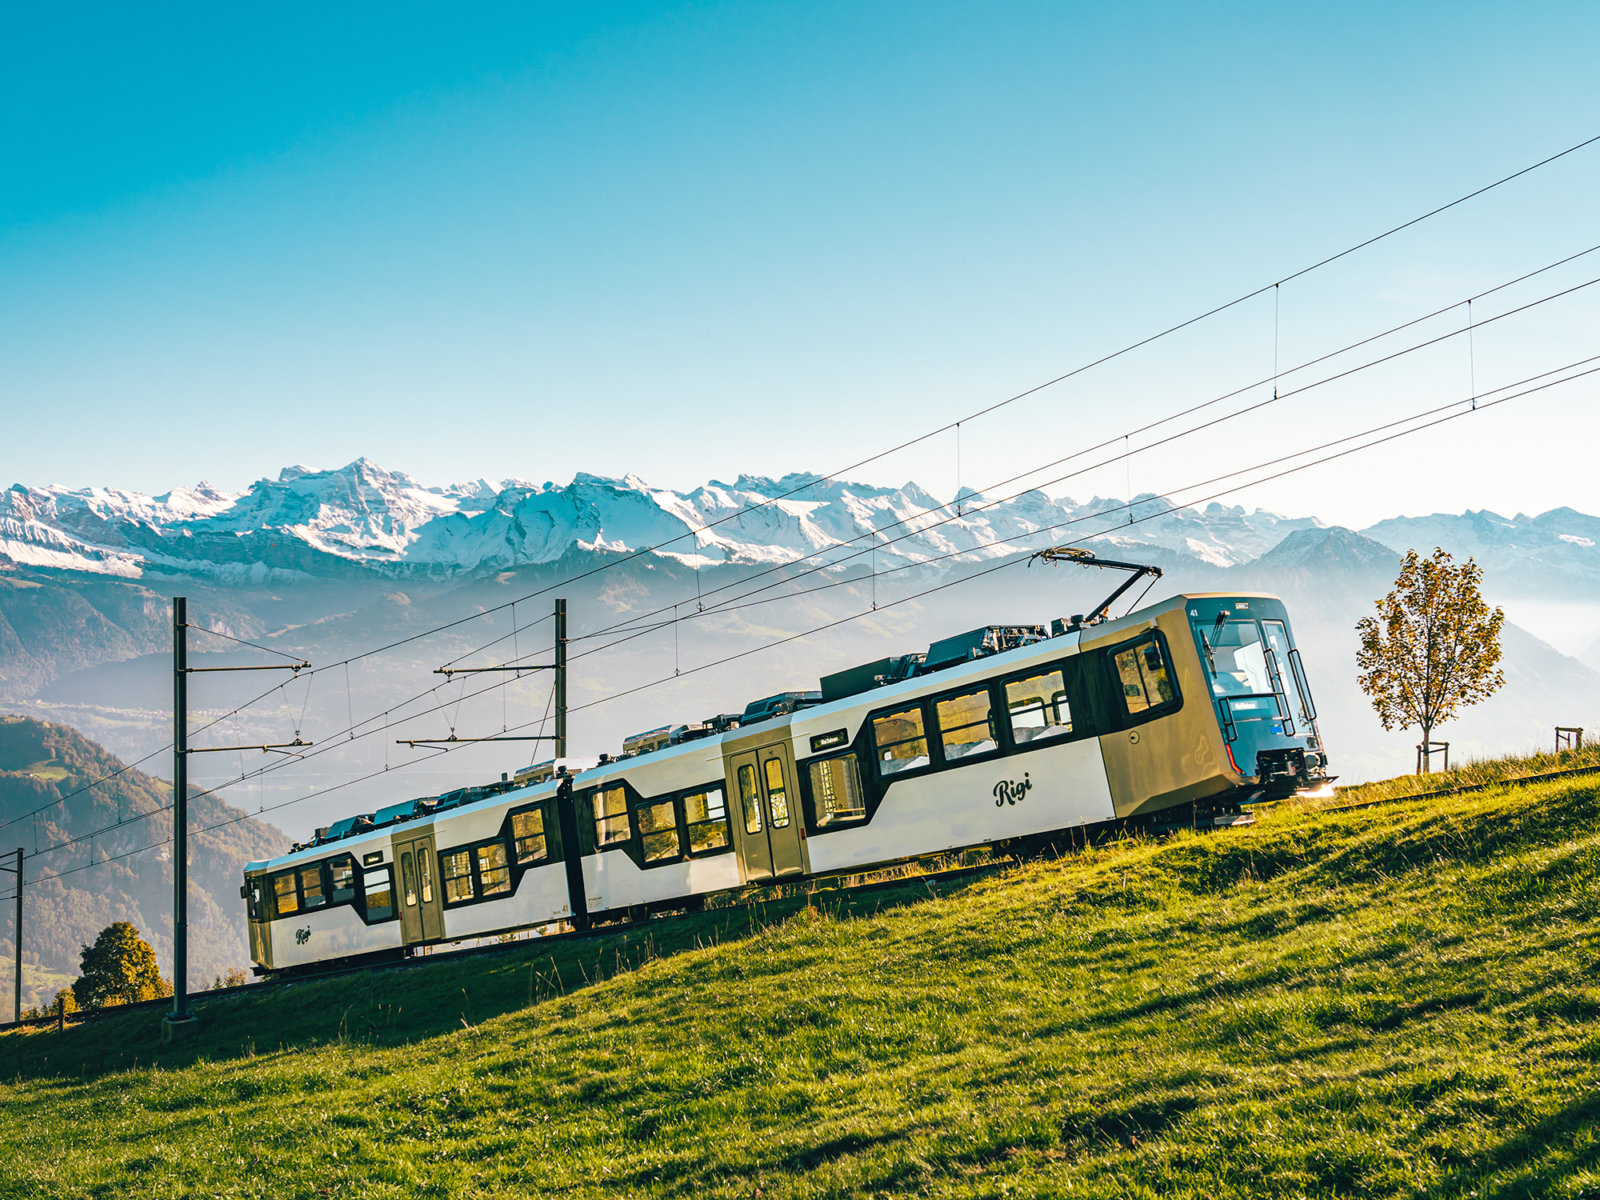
1356, 547, 1506, 771
72, 922, 169, 1009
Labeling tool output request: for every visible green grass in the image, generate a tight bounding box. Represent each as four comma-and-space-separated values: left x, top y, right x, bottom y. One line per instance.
3, 754, 1599, 1198
21, 759, 68, 782
1321, 743, 1600, 807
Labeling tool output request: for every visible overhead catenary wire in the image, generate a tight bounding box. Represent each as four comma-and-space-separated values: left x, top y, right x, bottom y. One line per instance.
0, 669, 329, 836
547, 262, 1600, 661
61, 329, 1600, 863
32, 346, 1592, 876
564, 360, 1599, 716
209, 133, 1600, 685
16, 139, 1600, 875
27, 140, 1563, 822
22, 323, 1600, 873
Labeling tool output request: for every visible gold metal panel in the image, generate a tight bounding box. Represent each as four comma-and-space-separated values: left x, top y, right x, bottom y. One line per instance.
1092, 607, 1238, 819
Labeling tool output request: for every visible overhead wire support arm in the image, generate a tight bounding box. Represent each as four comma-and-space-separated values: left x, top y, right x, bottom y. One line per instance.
433, 665, 554, 675
399, 735, 559, 743
185, 661, 310, 674
411, 598, 569, 752
1029, 545, 1165, 629
184, 739, 314, 755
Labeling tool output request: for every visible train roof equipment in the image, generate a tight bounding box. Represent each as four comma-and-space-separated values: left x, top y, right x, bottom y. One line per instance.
922, 625, 1047, 674
740, 691, 823, 725
622, 726, 674, 757
1029, 546, 1164, 631
820, 653, 925, 703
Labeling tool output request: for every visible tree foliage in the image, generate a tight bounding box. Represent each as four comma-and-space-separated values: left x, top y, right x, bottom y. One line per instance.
1356, 547, 1505, 762
72, 921, 170, 1009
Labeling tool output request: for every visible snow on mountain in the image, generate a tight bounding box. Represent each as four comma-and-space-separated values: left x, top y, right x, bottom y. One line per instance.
4, 458, 1588, 587
1361, 508, 1600, 588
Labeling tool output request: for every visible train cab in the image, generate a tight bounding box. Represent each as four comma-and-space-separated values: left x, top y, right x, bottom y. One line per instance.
1182, 594, 1331, 798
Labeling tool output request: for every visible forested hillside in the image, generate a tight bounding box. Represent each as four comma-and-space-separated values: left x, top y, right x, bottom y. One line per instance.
0, 716, 286, 1010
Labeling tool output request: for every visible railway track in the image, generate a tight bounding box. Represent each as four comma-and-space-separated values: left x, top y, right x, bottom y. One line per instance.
8, 758, 1597, 1038
0, 857, 1015, 1034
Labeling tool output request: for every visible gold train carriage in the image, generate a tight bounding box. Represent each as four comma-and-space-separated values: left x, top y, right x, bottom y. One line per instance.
243, 591, 1330, 974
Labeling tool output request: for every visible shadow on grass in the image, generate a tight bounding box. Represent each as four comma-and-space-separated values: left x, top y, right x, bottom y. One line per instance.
1415, 1083, 1600, 1199
0, 874, 981, 1084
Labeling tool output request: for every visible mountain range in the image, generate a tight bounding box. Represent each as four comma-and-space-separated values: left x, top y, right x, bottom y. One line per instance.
5, 456, 1597, 594
1, 458, 1596, 843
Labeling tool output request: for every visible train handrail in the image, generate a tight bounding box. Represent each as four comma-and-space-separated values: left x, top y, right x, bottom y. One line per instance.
1263, 648, 1296, 737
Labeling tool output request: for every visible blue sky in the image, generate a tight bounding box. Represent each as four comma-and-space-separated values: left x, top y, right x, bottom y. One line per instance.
3, 1, 1597, 527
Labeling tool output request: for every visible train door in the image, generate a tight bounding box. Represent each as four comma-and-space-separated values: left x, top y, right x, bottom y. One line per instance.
393, 831, 445, 945
729, 743, 805, 881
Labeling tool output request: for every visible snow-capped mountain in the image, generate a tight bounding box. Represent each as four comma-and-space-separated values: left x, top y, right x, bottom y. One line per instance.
4, 459, 1597, 597
1363, 508, 1600, 588
0, 458, 1331, 582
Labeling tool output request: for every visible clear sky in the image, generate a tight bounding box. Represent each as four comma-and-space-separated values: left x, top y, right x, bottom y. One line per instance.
3, 1, 1598, 529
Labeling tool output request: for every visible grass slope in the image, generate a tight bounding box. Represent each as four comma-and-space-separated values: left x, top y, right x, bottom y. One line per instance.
2, 759, 1599, 1198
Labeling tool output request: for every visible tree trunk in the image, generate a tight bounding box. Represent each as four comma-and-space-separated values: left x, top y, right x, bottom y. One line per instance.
1420, 723, 1433, 774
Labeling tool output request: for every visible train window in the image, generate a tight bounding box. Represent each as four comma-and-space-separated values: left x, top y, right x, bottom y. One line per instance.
441, 849, 475, 903
737, 764, 763, 835
593, 786, 631, 846
418, 850, 435, 904
362, 869, 394, 921
764, 759, 791, 828
273, 871, 299, 916
937, 689, 997, 761
684, 787, 730, 852
477, 843, 512, 896
329, 859, 356, 904
299, 864, 326, 909
1115, 637, 1177, 715
401, 851, 418, 907
1005, 670, 1072, 745
1195, 618, 1271, 697
638, 799, 681, 862
510, 808, 547, 864
809, 755, 866, 826
873, 707, 929, 776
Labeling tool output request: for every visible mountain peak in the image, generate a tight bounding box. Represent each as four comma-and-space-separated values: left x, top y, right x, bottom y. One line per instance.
1252, 526, 1399, 571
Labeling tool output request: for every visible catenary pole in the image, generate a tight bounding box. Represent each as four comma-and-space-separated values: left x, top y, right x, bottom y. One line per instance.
554, 598, 567, 758
171, 597, 189, 1025
11, 847, 21, 1024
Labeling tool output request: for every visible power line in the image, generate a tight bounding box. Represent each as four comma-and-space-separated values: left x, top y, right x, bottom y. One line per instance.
21, 329, 1597, 878
191, 132, 1600, 686
14, 140, 1600, 877
440, 241, 1600, 672
0, 671, 320, 837
34, 345, 1589, 871
567, 359, 1598, 716
555, 263, 1600, 661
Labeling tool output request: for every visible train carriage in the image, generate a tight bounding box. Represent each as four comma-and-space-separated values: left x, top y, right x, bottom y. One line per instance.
244, 590, 1331, 975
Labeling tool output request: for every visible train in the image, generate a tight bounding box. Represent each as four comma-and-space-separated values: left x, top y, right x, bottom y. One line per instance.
243, 590, 1332, 975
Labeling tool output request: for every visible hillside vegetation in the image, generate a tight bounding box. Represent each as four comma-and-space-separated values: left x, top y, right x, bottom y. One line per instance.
0, 716, 284, 1011
1, 755, 1598, 1197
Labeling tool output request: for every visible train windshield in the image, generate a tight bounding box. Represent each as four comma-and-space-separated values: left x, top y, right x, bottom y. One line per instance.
1195, 618, 1273, 698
